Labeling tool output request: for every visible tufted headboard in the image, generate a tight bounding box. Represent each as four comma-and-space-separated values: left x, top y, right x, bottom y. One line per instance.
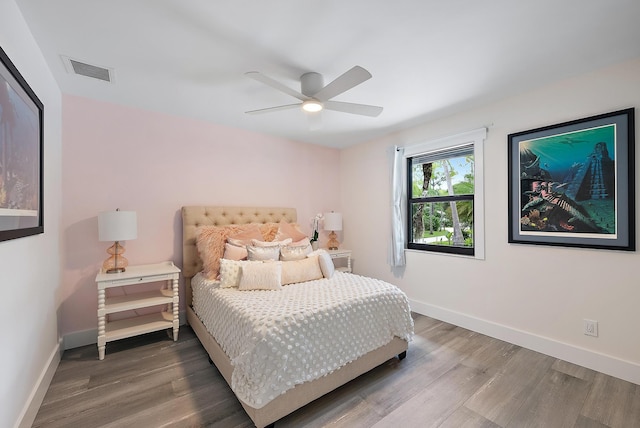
181, 206, 297, 305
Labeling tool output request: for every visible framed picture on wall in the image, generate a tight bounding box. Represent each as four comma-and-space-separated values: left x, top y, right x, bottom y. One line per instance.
508, 108, 635, 251
0, 45, 44, 243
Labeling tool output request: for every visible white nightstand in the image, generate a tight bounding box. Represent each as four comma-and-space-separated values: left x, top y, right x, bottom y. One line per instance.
327, 249, 352, 273
96, 261, 180, 360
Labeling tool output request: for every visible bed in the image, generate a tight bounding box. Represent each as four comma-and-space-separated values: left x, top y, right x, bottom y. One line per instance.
182, 206, 413, 428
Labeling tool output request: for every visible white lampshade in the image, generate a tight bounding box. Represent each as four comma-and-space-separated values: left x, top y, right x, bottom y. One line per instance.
324, 212, 343, 231
98, 210, 137, 242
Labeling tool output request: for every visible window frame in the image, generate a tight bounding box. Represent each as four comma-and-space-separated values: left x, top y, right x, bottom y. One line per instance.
402, 128, 486, 259
406, 146, 475, 256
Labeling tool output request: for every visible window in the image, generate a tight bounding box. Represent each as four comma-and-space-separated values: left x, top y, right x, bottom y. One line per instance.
400, 128, 486, 259
407, 145, 475, 255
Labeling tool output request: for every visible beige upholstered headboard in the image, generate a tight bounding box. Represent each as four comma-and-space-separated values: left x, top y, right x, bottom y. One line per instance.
181, 206, 297, 305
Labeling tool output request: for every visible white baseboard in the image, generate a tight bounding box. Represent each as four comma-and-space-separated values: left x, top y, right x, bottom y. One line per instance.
63, 310, 188, 350
15, 339, 62, 428
63, 327, 98, 350
410, 298, 640, 386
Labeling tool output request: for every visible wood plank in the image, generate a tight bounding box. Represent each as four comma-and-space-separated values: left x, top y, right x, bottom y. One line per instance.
463, 347, 556, 426
507, 369, 591, 427
580, 372, 640, 428
551, 358, 597, 382
439, 406, 501, 428
34, 338, 211, 426
370, 363, 491, 427
32, 315, 640, 428
460, 335, 520, 378
278, 394, 384, 428
573, 415, 611, 428
99, 369, 249, 428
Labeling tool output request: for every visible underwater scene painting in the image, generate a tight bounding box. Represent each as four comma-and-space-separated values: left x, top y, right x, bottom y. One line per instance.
519, 124, 616, 237
0, 75, 41, 214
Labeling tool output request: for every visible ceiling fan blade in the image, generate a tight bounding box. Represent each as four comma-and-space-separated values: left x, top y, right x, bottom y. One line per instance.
312, 66, 372, 101
323, 100, 383, 117
245, 103, 301, 115
245, 71, 308, 102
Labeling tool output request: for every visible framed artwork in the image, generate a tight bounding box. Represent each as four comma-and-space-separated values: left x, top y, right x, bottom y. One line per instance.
0, 45, 44, 242
508, 108, 635, 251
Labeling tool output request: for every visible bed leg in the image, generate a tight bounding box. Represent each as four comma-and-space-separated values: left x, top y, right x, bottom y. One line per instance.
207, 356, 213, 365
398, 351, 407, 361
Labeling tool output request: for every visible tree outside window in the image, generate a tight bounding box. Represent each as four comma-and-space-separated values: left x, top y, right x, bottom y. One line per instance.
407, 145, 474, 256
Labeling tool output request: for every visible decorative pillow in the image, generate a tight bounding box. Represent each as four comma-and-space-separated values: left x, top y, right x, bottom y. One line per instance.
227, 226, 264, 245
196, 224, 263, 280
247, 245, 281, 261
251, 238, 292, 247
239, 262, 283, 291
281, 256, 324, 285
307, 249, 335, 279
223, 242, 248, 261
218, 258, 243, 288
280, 243, 312, 261
259, 223, 280, 242
291, 237, 311, 247
227, 237, 246, 247
274, 221, 308, 242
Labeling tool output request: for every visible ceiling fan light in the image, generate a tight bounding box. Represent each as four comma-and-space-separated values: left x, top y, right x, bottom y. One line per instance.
302, 100, 323, 113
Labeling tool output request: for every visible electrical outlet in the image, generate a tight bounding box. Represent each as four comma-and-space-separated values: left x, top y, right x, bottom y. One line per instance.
584, 319, 598, 337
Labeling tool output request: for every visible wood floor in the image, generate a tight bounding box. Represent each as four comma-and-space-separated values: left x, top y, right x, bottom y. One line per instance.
33, 313, 640, 428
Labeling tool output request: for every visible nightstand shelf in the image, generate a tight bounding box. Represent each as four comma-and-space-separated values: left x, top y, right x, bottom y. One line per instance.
96, 261, 180, 360
105, 312, 174, 342
327, 249, 352, 273
104, 289, 174, 314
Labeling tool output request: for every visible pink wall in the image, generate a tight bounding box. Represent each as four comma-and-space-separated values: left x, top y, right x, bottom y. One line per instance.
61, 94, 341, 337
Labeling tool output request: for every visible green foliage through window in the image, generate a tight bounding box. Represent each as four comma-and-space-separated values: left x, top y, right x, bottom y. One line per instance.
407, 145, 474, 256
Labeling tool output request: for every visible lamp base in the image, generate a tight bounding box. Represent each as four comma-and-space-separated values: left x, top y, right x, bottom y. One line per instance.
103, 241, 128, 274
327, 231, 340, 251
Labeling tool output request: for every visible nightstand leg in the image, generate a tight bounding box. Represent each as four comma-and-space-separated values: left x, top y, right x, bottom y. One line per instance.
98, 288, 106, 360
172, 277, 179, 341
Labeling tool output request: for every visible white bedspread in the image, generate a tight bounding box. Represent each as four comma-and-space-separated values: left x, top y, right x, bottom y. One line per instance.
192, 271, 414, 408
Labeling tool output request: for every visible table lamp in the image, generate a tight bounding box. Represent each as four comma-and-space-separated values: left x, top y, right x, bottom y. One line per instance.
324, 212, 342, 250
98, 209, 137, 273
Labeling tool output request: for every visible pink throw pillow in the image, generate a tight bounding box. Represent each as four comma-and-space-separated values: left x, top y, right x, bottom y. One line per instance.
223, 242, 248, 260
274, 221, 308, 242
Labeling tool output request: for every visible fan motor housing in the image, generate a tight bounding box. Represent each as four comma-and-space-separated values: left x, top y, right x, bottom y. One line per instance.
301, 72, 323, 96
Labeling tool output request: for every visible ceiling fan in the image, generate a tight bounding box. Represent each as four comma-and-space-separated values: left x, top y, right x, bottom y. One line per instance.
244, 66, 383, 118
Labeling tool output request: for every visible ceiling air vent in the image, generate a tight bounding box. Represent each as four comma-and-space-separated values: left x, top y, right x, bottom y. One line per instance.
61, 55, 115, 83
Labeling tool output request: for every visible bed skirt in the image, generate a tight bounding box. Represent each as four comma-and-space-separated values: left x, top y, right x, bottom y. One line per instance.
187, 306, 408, 428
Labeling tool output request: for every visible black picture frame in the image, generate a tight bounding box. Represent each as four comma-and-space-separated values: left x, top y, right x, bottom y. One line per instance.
508, 108, 635, 251
0, 45, 44, 242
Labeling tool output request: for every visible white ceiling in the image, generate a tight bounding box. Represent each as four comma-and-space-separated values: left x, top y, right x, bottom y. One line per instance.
16, 0, 640, 148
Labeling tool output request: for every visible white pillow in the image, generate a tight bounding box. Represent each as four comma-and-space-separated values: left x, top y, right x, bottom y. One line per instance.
280, 243, 312, 261
239, 261, 282, 291
219, 259, 250, 288
247, 245, 281, 261
250, 238, 292, 247
281, 256, 324, 285
307, 249, 335, 279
